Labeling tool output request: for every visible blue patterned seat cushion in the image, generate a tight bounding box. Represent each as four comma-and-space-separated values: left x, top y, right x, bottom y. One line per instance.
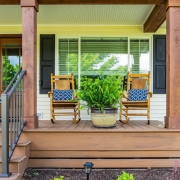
53, 89, 72, 100
128, 89, 147, 101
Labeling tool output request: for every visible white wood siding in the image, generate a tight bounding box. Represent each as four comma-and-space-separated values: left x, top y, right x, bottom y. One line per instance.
37, 94, 166, 121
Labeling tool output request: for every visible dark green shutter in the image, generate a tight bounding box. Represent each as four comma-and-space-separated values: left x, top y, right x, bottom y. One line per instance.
153, 35, 166, 94
40, 34, 55, 94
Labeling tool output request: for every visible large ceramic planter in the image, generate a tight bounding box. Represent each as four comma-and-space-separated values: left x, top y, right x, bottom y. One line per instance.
91, 108, 118, 128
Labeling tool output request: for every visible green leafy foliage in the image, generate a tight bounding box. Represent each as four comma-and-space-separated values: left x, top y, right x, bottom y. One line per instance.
76, 74, 123, 113
2, 56, 20, 89
117, 171, 135, 180
32, 169, 39, 176
33, 172, 39, 176
54, 176, 64, 180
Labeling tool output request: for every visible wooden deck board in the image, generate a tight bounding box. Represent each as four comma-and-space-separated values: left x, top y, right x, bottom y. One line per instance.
57, 120, 74, 129
134, 120, 157, 129
75, 120, 87, 129
0, 120, 175, 132
128, 121, 144, 129
67, 121, 80, 129
84, 121, 93, 129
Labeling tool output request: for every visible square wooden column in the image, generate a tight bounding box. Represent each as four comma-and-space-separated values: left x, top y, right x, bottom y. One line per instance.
165, 1, 180, 129
21, 0, 39, 129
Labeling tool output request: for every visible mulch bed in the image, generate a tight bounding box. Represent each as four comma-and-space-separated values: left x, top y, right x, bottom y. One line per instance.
21, 168, 180, 180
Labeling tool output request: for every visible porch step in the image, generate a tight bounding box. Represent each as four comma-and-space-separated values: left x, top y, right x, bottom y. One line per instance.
0, 156, 26, 174
0, 141, 31, 156
28, 158, 180, 169
0, 141, 31, 180
0, 173, 20, 180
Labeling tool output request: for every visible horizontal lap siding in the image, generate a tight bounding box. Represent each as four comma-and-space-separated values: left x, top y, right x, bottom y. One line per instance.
150, 94, 166, 120
37, 94, 166, 121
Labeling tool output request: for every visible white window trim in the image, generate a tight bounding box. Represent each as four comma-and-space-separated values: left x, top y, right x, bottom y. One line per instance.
56, 35, 152, 90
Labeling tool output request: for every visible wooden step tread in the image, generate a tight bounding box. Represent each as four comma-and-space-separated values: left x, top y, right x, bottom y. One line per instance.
0, 173, 20, 180
0, 156, 26, 163
0, 141, 31, 147
15, 141, 31, 146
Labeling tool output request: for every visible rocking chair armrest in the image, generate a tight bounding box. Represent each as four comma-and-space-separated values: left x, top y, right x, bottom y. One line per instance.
48, 91, 53, 98
147, 92, 152, 98
120, 92, 128, 100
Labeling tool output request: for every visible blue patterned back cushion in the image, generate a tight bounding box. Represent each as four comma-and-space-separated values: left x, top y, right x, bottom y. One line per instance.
128, 89, 147, 101
53, 90, 72, 100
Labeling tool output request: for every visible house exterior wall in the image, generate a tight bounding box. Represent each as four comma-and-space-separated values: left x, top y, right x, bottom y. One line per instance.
0, 25, 166, 121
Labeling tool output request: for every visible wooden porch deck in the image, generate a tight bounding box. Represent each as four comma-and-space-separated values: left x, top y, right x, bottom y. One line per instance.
14, 120, 180, 168
28, 120, 166, 131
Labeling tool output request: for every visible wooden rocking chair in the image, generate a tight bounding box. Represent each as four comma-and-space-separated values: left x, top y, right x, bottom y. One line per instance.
48, 73, 81, 124
119, 71, 152, 124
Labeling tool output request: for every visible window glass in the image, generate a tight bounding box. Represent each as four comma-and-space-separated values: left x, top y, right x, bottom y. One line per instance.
58, 38, 78, 75
2, 44, 22, 90
58, 37, 150, 89
130, 39, 149, 74
81, 37, 128, 77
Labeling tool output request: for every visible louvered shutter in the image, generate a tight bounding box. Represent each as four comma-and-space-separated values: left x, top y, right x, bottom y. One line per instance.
40, 34, 55, 94
153, 35, 166, 94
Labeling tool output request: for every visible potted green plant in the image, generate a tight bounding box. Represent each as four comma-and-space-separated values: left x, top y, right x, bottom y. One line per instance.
76, 74, 123, 127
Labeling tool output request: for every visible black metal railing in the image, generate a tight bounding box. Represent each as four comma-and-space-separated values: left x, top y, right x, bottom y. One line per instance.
0, 68, 26, 177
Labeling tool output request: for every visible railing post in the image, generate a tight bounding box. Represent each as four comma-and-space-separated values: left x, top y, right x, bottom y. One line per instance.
0, 94, 12, 177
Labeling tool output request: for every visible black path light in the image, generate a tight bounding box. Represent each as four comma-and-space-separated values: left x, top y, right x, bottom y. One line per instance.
83, 162, 94, 180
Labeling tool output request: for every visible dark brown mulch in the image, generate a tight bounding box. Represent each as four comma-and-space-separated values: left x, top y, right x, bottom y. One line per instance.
21, 168, 180, 180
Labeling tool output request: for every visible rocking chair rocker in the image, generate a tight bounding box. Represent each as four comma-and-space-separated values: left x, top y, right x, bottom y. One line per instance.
119, 71, 152, 124
48, 73, 81, 124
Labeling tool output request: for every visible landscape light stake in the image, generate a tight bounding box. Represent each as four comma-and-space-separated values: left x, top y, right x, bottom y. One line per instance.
83, 162, 94, 180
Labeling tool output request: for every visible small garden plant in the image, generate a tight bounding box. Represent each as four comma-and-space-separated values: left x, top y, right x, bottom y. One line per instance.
117, 171, 135, 180
54, 176, 64, 180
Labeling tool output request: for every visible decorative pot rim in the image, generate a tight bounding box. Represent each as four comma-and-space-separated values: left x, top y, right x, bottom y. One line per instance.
91, 107, 118, 114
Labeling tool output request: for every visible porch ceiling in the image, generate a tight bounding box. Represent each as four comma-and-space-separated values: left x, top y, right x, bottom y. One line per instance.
0, 4, 164, 27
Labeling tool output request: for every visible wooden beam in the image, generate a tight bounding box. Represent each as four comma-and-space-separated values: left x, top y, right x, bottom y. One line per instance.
0, 39, 2, 93
21, 0, 39, 11
165, 7, 180, 129
0, 34, 22, 38
165, 0, 180, 10
21, 0, 39, 128
0, 0, 20, 4
143, 5, 166, 32
0, 0, 166, 5
38, 0, 166, 4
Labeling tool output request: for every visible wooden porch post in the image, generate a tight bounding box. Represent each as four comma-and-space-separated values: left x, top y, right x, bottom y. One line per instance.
165, 0, 180, 129
21, 0, 39, 129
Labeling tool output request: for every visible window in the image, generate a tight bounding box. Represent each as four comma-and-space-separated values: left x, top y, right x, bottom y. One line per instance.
58, 38, 78, 75
2, 42, 22, 90
58, 37, 150, 88
130, 39, 149, 74
81, 37, 128, 77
